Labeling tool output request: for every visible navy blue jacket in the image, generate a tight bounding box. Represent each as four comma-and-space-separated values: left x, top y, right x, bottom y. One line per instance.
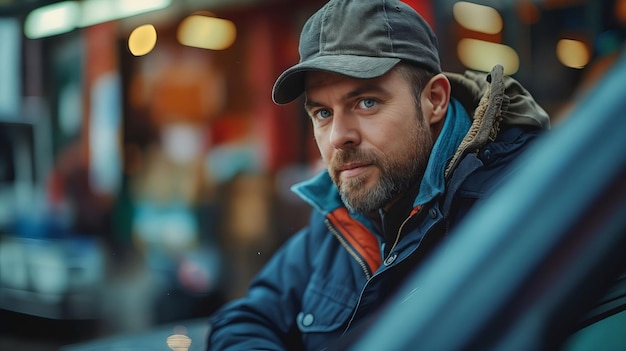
207, 66, 550, 350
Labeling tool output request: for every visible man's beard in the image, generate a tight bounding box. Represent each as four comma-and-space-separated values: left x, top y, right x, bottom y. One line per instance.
329, 120, 434, 213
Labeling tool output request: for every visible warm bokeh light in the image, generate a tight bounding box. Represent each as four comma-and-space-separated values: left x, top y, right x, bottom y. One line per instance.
78, 0, 171, 28
556, 39, 590, 69
457, 38, 520, 74
24, 1, 79, 39
23, 0, 171, 39
128, 24, 157, 56
177, 15, 237, 50
166, 333, 192, 351
453, 1, 503, 34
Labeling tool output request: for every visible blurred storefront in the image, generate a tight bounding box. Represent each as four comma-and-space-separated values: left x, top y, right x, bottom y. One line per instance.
0, 0, 331, 344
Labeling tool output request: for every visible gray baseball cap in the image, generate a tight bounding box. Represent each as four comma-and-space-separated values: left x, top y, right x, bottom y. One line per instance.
272, 0, 441, 105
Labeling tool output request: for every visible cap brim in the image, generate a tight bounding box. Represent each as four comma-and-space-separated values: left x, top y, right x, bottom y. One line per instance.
272, 55, 401, 104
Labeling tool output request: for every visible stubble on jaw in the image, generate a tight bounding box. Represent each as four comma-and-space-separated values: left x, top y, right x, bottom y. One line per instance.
328, 122, 433, 213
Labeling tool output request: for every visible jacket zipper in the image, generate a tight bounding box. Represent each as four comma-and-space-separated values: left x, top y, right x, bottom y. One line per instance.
384, 206, 422, 262
344, 206, 422, 335
325, 219, 372, 280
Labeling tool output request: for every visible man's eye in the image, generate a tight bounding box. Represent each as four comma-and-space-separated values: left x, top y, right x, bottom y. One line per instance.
358, 98, 377, 109
314, 109, 332, 120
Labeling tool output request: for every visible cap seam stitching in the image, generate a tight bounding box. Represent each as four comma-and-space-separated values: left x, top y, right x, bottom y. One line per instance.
320, 1, 334, 55
383, 0, 394, 54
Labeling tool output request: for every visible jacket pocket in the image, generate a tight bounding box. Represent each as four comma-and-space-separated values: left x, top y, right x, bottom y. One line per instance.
297, 273, 357, 333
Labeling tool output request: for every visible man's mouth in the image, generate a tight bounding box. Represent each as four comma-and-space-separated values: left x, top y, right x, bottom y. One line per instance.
337, 162, 372, 178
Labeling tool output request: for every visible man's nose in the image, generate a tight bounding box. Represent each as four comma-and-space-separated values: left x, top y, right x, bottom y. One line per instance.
329, 112, 360, 149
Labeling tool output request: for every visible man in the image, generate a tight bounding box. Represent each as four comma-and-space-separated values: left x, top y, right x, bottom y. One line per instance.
207, 0, 549, 350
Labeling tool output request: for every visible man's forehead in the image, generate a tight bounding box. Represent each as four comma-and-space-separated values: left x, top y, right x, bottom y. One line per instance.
304, 70, 395, 92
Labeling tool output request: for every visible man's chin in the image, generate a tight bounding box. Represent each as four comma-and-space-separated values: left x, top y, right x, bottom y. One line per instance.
340, 187, 384, 213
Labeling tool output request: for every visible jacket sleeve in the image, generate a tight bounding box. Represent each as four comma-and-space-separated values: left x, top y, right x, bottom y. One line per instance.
206, 226, 315, 350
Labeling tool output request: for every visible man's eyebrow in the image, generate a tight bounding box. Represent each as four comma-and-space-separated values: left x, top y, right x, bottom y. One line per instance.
304, 99, 324, 113
304, 84, 390, 112
344, 84, 389, 100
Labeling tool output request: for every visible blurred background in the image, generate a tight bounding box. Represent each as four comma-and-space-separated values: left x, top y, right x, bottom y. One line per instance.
0, 0, 623, 350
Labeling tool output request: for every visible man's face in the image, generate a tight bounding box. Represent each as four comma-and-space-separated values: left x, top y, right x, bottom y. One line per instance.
304, 68, 435, 213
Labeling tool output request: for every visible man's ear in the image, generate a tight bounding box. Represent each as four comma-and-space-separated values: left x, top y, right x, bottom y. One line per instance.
422, 73, 451, 127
